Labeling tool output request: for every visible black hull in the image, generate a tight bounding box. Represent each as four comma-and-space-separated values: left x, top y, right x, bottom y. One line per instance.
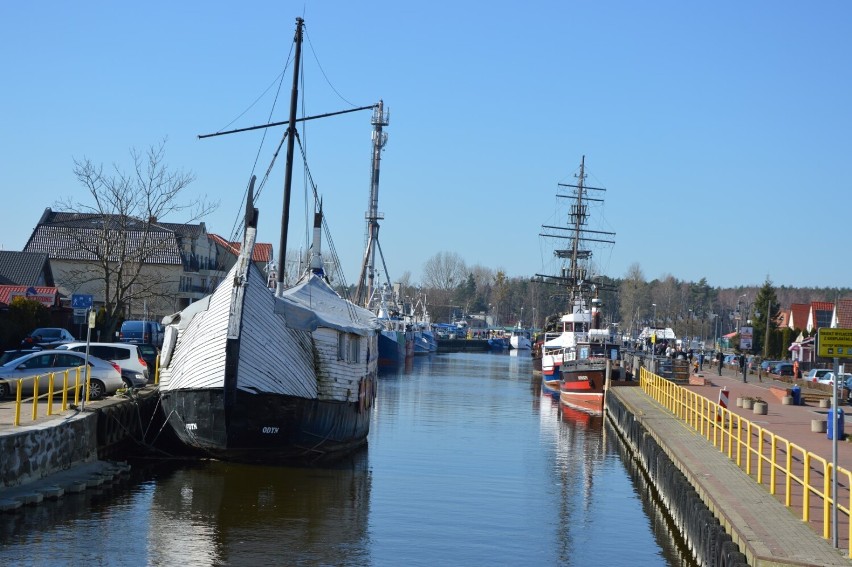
160, 388, 372, 464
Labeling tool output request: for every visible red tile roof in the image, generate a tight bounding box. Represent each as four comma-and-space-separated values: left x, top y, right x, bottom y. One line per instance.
788, 303, 810, 330
208, 234, 273, 263
834, 298, 852, 329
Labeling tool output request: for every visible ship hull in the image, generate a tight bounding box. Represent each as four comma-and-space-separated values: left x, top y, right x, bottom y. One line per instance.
160, 387, 372, 462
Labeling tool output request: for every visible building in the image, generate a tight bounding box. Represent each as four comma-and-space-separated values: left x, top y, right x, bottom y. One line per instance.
22, 208, 273, 322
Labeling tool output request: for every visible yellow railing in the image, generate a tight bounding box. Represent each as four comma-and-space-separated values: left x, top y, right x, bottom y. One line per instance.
640, 367, 852, 553
7, 368, 88, 426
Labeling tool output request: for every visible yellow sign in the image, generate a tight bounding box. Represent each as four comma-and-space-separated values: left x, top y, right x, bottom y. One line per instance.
651, 332, 656, 344
817, 328, 852, 359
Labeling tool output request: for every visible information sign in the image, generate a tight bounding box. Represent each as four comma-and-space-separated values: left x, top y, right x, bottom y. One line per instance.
739, 326, 753, 350
817, 328, 852, 359
71, 294, 93, 309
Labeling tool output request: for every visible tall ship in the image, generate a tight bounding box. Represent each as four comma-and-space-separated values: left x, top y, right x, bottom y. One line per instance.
157, 18, 381, 463
535, 156, 620, 415
352, 102, 414, 367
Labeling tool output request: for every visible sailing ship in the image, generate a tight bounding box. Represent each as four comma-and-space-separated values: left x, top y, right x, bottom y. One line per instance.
535, 156, 620, 415
157, 18, 381, 463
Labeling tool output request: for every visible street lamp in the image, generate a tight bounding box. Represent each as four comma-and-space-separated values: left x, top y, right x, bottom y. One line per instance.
651, 303, 657, 372
688, 308, 693, 347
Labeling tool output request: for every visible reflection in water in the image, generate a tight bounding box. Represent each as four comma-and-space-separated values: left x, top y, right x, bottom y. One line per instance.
147, 455, 371, 566
0, 352, 692, 567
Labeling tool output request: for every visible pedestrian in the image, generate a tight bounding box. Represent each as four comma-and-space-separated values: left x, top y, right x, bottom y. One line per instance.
739, 353, 747, 383
717, 351, 724, 376
698, 351, 705, 371
793, 359, 800, 379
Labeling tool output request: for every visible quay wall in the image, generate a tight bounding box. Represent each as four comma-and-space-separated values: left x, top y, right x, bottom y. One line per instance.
0, 412, 98, 489
0, 390, 162, 490
605, 392, 749, 566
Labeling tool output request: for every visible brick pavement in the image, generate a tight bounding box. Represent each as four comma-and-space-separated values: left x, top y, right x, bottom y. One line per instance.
612, 363, 852, 566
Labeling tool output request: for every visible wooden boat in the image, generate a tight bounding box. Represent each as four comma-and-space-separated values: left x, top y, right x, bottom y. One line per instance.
157, 18, 381, 463
535, 156, 619, 415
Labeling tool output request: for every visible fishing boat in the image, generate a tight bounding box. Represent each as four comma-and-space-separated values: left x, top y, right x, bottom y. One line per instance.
157, 18, 381, 463
535, 156, 619, 415
509, 322, 532, 350
351, 100, 415, 367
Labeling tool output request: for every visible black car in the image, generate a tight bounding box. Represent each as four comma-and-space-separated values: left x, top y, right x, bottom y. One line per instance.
21, 327, 76, 349
135, 343, 160, 379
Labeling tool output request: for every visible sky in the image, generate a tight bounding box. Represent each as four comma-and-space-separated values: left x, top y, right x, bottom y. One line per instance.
1, 1, 850, 290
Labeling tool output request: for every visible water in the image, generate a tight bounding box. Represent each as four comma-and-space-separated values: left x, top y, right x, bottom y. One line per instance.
0, 351, 693, 566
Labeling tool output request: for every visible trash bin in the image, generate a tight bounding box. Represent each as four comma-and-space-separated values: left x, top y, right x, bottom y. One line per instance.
827, 408, 845, 440
791, 385, 801, 406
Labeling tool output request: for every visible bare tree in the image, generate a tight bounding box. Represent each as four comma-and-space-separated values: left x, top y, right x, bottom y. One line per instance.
421, 252, 468, 291
58, 140, 216, 339
619, 263, 649, 336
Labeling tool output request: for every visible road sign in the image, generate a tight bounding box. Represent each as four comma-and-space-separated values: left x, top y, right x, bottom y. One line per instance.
71, 294, 93, 309
739, 326, 753, 350
817, 328, 852, 359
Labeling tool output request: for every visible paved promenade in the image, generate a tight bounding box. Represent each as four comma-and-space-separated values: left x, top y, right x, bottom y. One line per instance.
614, 362, 852, 566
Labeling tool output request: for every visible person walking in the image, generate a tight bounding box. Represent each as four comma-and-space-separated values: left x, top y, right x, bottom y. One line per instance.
698, 351, 705, 371
739, 353, 747, 383
793, 358, 800, 379
717, 351, 724, 376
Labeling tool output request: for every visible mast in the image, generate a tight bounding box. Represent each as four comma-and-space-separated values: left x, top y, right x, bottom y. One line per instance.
276, 17, 304, 297
568, 156, 587, 302
354, 100, 390, 306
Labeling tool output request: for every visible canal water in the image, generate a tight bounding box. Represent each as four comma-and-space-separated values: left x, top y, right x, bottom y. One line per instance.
0, 351, 694, 566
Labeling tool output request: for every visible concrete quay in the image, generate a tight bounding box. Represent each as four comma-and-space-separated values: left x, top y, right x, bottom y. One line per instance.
0, 386, 161, 511
608, 364, 852, 566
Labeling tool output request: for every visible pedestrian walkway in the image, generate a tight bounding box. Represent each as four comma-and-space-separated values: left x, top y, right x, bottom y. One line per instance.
613, 362, 852, 565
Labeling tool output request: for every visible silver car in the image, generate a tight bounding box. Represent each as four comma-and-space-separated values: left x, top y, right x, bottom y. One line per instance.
0, 350, 124, 400
57, 342, 150, 387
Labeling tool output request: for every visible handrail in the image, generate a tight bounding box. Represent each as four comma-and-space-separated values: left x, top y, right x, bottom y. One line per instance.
639, 367, 852, 555
8, 368, 85, 426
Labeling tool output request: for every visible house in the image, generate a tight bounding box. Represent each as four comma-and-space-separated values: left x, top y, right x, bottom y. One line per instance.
21, 208, 275, 322
806, 301, 834, 334
832, 298, 852, 329
786, 303, 810, 331
0, 251, 61, 310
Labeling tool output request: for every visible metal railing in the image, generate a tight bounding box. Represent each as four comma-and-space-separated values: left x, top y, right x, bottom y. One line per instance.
640, 367, 851, 555
6, 368, 92, 426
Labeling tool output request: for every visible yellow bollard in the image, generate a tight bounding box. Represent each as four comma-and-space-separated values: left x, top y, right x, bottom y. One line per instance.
47, 371, 55, 415
32, 375, 39, 421
61, 370, 69, 410
13, 379, 23, 426
74, 367, 81, 405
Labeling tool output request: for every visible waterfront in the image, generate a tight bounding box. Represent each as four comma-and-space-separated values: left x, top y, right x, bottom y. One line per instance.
0, 352, 693, 566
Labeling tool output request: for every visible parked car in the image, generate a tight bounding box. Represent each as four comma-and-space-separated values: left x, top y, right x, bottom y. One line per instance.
0, 350, 123, 400
119, 320, 163, 348
772, 362, 794, 376
135, 344, 160, 378
805, 368, 833, 383
20, 327, 75, 349
760, 360, 781, 372
57, 342, 149, 387
0, 349, 43, 366
817, 372, 852, 387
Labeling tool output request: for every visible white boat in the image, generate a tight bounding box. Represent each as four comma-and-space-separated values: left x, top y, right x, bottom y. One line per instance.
157, 18, 381, 463
509, 323, 532, 350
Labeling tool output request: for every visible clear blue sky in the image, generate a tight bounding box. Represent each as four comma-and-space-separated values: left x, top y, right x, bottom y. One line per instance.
2, 1, 849, 290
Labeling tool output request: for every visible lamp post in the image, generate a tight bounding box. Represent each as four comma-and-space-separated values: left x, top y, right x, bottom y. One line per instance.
763, 296, 771, 359
688, 308, 693, 348
651, 303, 657, 373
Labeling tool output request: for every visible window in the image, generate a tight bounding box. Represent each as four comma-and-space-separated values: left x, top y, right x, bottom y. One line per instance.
337, 333, 361, 363
338, 333, 346, 361
349, 336, 360, 363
